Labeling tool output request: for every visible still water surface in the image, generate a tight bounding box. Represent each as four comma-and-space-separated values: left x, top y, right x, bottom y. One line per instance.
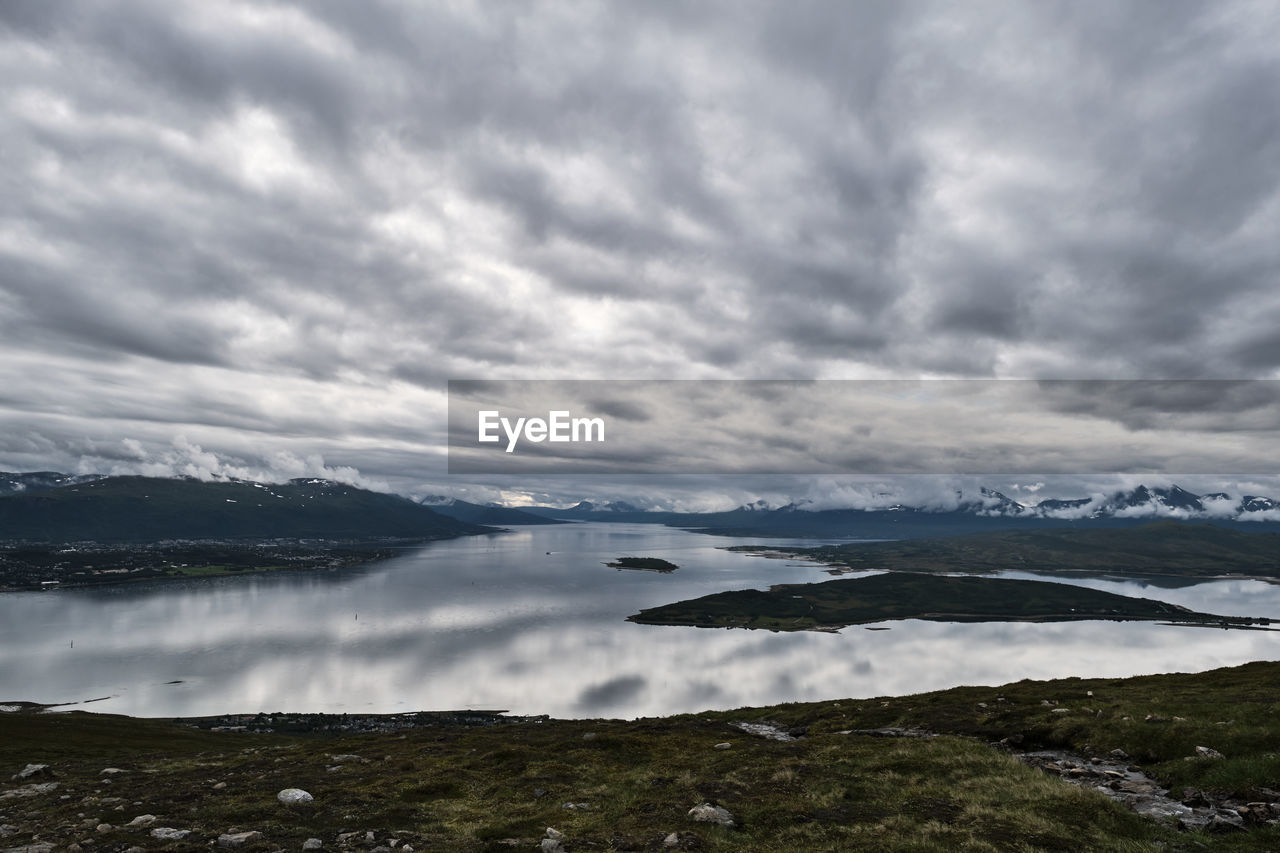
1, 523, 1277, 718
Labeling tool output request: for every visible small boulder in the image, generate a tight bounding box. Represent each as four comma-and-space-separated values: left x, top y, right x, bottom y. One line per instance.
688, 802, 736, 827
1196, 746, 1225, 760
302, 839, 323, 851
218, 830, 264, 848
713, 742, 732, 750
126, 814, 156, 827
11, 764, 51, 781
277, 788, 314, 805
150, 827, 191, 840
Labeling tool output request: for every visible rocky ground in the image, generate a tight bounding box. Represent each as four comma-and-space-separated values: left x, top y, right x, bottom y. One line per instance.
5, 661, 1280, 851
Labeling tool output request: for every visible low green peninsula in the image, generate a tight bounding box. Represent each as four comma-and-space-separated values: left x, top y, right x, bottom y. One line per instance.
606, 556, 679, 573
627, 572, 1273, 631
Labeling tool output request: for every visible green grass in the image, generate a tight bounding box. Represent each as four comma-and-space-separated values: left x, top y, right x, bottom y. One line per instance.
5, 662, 1280, 850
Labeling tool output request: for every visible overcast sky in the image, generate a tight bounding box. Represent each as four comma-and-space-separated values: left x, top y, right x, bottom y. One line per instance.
2, 1, 1279, 506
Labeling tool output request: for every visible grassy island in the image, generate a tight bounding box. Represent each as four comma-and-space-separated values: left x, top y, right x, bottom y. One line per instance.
627, 572, 1273, 632
605, 556, 679, 573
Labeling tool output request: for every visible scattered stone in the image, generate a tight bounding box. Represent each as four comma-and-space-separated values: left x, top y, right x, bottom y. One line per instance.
213, 781, 227, 790
688, 803, 736, 827
150, 827, 191, 840
843, 727, 936, 739
663, 832, 680, 847
302, 839, 323, 851
99, 768, 126, 775
0, 826, 15, 838
68, 844, 83, 853
218, 830, 264, 848
541, 826, 566, 853
1110, 749, 1129, 760
1206, 812, 1245, 833
1195, 746, 1225, 760
96, 823, 113, 832
327, 754, 367, 763
731, 721, 801, 741
1050, 708, 1071, 714
126, 814, 156, 827
582, 732, 597, 740
0, 782, 58, 801
277, 788, 314, 805
713, 742, 732, 750
0, 843, 53, 853
562, 802, 590, 811
11, 765, 51, 782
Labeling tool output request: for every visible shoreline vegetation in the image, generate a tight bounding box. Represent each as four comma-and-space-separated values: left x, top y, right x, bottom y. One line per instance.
725, 521, 1280, 581
0, 540, 440, 592
5, 662, 1280, 850
626, 572, 1275, 632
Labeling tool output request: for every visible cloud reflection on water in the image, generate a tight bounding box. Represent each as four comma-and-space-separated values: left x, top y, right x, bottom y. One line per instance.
1, 524, 1277, 717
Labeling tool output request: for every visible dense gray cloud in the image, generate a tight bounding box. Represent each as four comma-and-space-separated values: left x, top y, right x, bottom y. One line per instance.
2, 1, 1279, 500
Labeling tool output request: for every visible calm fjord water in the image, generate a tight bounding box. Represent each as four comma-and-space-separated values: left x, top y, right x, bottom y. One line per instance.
2, 523, 1278, 718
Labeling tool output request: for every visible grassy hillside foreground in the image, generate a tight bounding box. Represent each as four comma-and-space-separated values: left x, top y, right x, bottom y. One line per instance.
4, 662, 1280, 851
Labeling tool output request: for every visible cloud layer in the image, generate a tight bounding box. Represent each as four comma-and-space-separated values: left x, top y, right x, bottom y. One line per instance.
3, 1, 1279, 496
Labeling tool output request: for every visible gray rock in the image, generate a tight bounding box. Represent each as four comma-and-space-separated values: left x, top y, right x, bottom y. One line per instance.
218, 830, 264, 848
277, 788, 314, 805
11, 765, 50, 782
545, 828, 564, 840
100, 768, 127, 775
663, 832, 680, 847
0, 825, 16, 838
150, 828, 191, 840
688, 802, 736, 827
540, 840, 565, 853
126, 814, 156, 827
0, 782, 59, 801
96, 823, 113, 833
302, 839, 323, 850
1196, 746, 1225, 760
713, 742, 732, 750
0, 843, 54, 853
1207, 812, 1245, 833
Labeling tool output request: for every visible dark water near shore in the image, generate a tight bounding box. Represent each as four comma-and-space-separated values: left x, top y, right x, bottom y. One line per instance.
1, 523, 1278, 718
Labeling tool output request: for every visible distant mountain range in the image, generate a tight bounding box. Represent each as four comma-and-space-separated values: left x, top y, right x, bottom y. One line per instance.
506, 484, 1280, 539
417, 496, 564, 526
6, 473, 1280, 543
0, 474, 493, 543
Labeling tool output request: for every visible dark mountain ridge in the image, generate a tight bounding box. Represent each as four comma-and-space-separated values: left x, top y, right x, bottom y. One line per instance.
0, 475, 493, 543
